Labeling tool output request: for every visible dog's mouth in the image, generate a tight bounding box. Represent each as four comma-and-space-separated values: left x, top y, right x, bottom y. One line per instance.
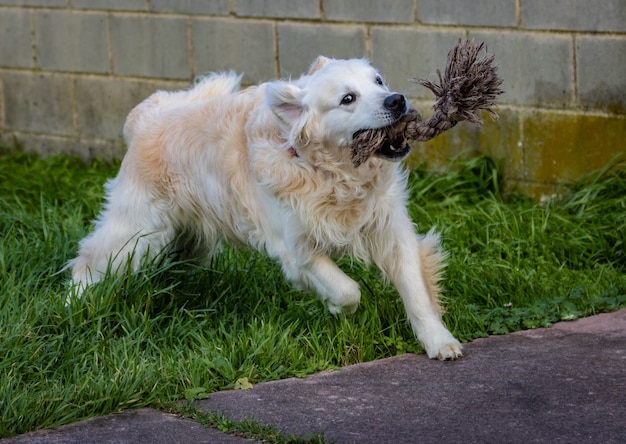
374, 134, 411, 161
351, 120, 412, 167
352, 129, 411, 159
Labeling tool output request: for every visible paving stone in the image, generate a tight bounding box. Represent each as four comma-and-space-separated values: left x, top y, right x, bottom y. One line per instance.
2, 408, 254, 444
196, 310, 626, 444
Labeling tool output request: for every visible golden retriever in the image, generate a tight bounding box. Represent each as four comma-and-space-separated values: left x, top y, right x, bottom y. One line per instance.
69, 56, 462, 360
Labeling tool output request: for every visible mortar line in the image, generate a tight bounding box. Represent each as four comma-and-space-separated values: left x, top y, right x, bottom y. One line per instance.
273, 22, 280, 78
187, 16, 195, 80
29, 9, 39, 69
0, 71, 4, 132
571, 34, 578, 109
105, 12, 114, 75
365, 25, 372, 60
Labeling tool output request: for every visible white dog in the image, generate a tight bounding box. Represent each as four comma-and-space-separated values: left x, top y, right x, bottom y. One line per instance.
69, 56, 462, 360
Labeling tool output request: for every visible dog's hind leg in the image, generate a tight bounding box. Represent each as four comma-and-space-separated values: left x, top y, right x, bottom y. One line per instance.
67, 175, 173, 297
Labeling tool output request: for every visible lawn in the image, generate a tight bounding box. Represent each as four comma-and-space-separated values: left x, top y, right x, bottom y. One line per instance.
1, 146, 624, 439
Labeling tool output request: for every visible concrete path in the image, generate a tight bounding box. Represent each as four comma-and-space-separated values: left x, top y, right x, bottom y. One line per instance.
4, 309, 625, 443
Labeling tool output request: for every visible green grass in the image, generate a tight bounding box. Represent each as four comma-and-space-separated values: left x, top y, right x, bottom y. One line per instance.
1, 146, 624, 440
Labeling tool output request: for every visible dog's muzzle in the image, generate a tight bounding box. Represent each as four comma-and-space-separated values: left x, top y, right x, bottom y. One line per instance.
350, 94, 412, 166
383, 93, 408, 119
373, 93, 411, 161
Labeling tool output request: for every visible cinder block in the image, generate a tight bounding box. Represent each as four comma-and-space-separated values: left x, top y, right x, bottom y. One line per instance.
370, 28, 464, 99
152, 0, 229, 15
418, 0, 516, 27
408, 120, 483, 171
75, 78, 155, 139
35, 11, 109, 73
469, 31, 573, 107
0, 0, 64, 6
5, 132, 125, 162
2, 133, 77, 158
72, 0, 147, 11
576, 37, 626, 113
193, 18, 276, 83
76, 138, 127, 161
324, 0, 414, 23
522, 0, 626, 32
0, 9, 34, 68
523, 111, 626, 186
76, 78, 190, 158
278, 23, 366, 77
111, 15, 190, 79
2, 73, 74, 135
0, 77, 4, 132
234, 0, 319, 19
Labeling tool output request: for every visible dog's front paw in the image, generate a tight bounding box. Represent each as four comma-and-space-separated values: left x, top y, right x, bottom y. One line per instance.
323, 278, 361, 316
428, 339, 463, 361
327, 299, 359, 316
421, 326, 463, 361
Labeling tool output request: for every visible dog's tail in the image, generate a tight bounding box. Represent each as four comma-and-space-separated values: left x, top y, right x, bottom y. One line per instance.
191, 71, 243, 100
123, 71, 243, 145
419, 228, 448, 317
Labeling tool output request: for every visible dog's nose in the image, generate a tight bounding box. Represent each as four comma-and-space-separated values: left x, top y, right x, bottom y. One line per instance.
383, 94, 407, 113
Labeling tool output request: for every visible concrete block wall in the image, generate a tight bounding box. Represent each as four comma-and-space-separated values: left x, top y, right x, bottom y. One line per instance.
0, 0, 624, 197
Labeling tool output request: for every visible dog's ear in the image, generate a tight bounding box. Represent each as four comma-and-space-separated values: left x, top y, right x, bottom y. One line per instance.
307, 56, 332, 75
265, 81, 305, 126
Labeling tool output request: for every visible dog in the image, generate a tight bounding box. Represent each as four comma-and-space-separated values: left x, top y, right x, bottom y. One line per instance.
68, 56, 463, 360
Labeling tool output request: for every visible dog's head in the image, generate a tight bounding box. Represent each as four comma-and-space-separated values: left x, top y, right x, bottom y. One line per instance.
266, 56, 411, 165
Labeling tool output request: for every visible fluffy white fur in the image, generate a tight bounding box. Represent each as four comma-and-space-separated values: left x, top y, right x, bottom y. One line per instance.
69, 56, 462, 360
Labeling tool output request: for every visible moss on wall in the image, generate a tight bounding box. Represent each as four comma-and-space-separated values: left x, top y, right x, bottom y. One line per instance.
407, 109, 625, 198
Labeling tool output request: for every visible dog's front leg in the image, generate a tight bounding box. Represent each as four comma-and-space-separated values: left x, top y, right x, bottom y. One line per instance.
375, 216, 463, 360
281, 252, 361, 315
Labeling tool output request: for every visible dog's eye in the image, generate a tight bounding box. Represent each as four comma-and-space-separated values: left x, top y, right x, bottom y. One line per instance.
375, 76, 384, 86
341, 94, 355, 105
